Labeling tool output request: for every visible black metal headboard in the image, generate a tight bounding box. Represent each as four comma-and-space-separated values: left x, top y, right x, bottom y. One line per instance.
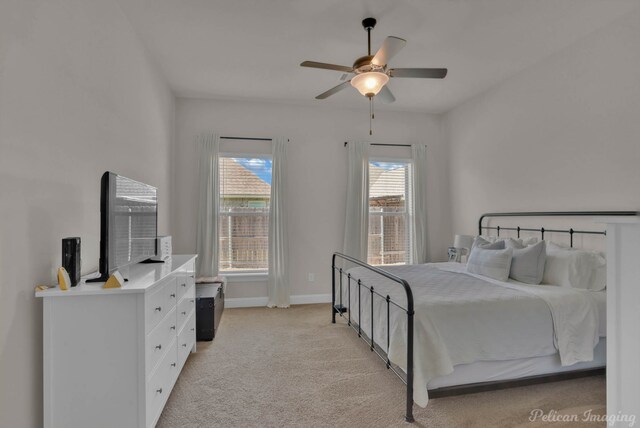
478, 211, 638, 248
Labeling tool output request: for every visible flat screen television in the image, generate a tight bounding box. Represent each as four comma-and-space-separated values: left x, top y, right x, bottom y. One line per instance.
88, 172, 158, 282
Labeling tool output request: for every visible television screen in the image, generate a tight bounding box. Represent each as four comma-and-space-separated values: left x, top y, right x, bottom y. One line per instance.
86, 172, 158, 283
106, 172, 157, 273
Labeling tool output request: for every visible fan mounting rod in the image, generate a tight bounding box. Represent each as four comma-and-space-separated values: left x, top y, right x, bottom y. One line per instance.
353, 17, 381, 73
362, 17, 377, 56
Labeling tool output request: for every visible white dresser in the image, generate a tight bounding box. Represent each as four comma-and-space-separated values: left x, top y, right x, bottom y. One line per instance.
36, 255, 198, 428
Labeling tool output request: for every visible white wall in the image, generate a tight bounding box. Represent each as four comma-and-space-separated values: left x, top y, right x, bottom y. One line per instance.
444, 9, 640, 236
0, 1, 174, 426
173, 98, 450, 299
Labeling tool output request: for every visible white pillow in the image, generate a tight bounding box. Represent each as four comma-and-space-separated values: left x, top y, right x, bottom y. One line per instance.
546, 241, 570, 250
467, 247, 513, 282
503, 237, 525, 249
506, 240, 546, 285
542, 242, 606, 291
521, 236, 540, 246
479, 236, 539, 247
473, 236, 506, 250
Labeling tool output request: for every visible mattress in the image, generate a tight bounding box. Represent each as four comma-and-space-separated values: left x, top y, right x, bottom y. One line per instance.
343, 262, 603, 407
428, 338, 606, 390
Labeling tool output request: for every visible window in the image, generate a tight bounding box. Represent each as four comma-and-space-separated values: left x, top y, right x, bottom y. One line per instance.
219, 156, 272, 272
368, 160, 412, 266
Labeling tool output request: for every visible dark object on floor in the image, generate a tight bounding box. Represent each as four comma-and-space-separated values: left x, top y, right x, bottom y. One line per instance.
196, 283, 224, 341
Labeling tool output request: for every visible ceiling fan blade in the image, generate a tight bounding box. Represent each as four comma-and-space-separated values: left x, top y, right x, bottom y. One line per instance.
389, 68, 448, 79
300, 61, 353, 73
377, 86, 395, 104
371, 36, 407, 66
315, 81, 351, 99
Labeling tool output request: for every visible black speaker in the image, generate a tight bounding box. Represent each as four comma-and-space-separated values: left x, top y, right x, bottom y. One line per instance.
62, 237, 81, 287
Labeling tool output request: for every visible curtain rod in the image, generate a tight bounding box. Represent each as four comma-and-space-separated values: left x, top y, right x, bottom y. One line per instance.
343, 142, 411, 147
220, 136, 290, 142
221, 136, 272, 141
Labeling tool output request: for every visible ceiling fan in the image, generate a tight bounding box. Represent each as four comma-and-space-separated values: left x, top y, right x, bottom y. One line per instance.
300, 17, 447, 104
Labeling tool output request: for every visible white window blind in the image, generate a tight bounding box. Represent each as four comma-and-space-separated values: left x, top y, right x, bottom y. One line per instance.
218, 156, 272, 272
368, 161, 412, 266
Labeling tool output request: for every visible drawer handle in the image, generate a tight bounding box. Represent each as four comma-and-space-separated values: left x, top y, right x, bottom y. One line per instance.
190, 299, 195, 303
191, 328, 195, 331
181, 311, 186, 315
182, 343, 187, 347
181, 283, 186, 287
170, 293, 176, 298
155, 344, 162, 350
157, 388, 163, 394
155, 306, 162, 312
170, 325, 176, 331
171, 363, 176, 367
190, 275, 195, 278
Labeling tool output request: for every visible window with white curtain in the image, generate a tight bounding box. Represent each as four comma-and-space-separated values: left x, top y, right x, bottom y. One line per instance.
367, 160, 413, 266
218, 155, 272, 272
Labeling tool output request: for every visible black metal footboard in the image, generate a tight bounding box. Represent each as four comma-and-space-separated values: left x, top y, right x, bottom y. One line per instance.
331, 252, 415, 423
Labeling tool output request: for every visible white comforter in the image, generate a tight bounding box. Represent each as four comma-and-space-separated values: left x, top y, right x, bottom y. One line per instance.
343, 262, 600, 407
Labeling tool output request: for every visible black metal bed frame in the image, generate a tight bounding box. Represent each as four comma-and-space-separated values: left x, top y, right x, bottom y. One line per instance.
479, 211, 638, 246
332, 210, 638, 423
331, 252, 415, 422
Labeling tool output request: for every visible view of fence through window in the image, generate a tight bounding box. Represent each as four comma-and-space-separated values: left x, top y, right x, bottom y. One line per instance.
219, 156, 272, 271
368, 161, 412, 266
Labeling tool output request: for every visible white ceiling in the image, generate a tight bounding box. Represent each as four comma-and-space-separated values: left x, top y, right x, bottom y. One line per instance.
118, 0, 638, 113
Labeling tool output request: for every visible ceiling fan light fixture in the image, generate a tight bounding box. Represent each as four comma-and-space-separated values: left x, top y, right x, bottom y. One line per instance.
350, 71, 389, 97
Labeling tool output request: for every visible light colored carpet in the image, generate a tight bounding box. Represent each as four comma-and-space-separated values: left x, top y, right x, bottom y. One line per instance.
158, 304, 606, 428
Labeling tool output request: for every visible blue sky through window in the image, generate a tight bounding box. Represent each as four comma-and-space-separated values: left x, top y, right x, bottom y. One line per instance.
234, 158, 272, 184
371, 161, 406, 170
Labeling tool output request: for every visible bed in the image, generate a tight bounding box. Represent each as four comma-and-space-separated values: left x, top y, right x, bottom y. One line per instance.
331, 211, 637, 422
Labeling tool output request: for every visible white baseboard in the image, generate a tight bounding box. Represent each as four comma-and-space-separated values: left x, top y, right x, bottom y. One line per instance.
225, 296, 268, 308
225, 293, 332, 308
291, 293, 332, 305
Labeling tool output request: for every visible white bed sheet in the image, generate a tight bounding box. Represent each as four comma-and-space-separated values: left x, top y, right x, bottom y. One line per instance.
439, 263, 607, 337
444, 264, 606, 336
592, 291, 606, 337
343, 262, 602, 407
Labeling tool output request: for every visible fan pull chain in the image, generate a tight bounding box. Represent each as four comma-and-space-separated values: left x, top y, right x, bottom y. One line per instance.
372, 97, 375, 119
369, 97, 373, 135
369, 96, 374, 135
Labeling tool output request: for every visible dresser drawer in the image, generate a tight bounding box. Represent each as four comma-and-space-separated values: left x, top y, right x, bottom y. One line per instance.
177, 311, 196, 369
185, 259, 196, 283
186, 268, 195, 287
177, 286, 195, 331
177, 274, 195, 301
166, 341, 181, 389
145, 277, 178, 334
146, 306, 177, 379
146, 338, 177, 428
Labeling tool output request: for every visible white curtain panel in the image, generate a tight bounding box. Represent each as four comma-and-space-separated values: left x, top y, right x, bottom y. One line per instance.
267, 137, 290, 308
411, 144, 429, 264
195, 132, 220, 280
342, 141, 370, 261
